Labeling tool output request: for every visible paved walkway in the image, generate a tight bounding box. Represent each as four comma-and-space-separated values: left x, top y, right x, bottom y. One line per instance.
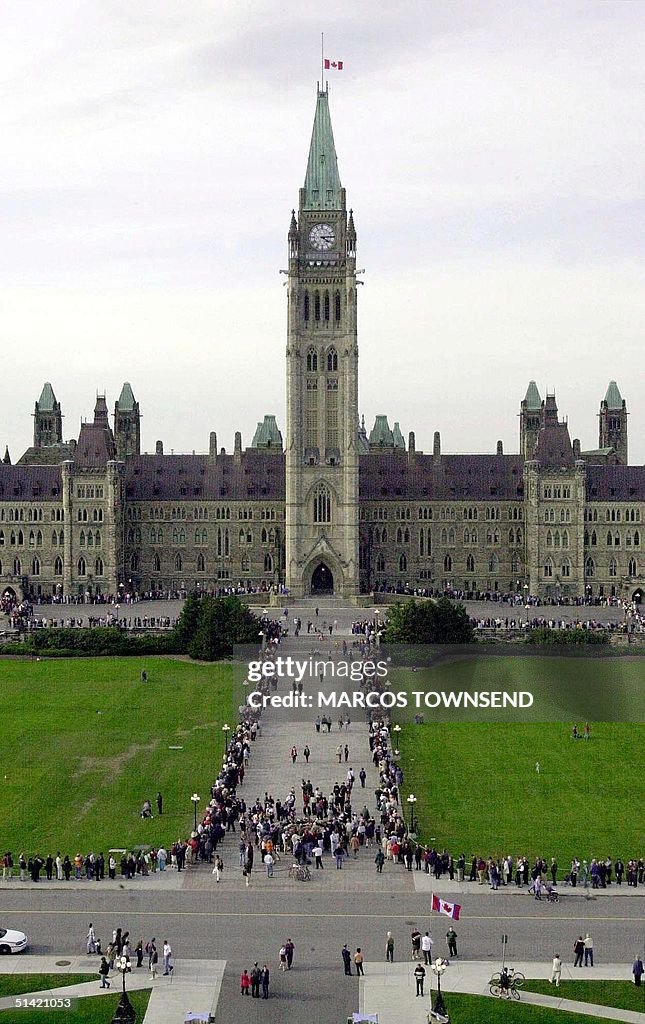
360, 961, 645, 1023
0, 955, 225, 1023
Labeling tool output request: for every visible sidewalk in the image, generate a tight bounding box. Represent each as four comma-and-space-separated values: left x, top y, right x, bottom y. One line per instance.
360, 961, 645, 1024
0, 955, 225, 1024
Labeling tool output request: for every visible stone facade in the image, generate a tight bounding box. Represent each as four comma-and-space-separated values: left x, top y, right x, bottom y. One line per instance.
1, 92, 643, 605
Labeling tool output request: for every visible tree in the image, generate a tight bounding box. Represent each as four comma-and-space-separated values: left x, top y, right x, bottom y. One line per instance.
383, 597, 473, 645
174, 594, 260, 660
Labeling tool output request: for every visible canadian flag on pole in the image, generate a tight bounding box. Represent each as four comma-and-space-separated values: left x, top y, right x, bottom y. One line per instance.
324, 59, 343, 71
432, 894, 461, 920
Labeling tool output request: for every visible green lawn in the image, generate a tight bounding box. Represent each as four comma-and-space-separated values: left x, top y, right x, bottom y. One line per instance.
0, 989, 150, 1023
0, 976, 95, 997
431, 994, 614, 1022
523, 980, 645, 1013
0, 657, 237, 854
394, 656, 644, 863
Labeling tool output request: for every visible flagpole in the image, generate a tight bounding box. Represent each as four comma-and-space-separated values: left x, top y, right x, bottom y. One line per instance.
321, 31, 324, 91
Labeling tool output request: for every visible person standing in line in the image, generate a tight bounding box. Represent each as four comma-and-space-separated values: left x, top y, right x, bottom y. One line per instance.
584, 933, 594, 966
261, 964, 270, 998
385, 932, 395, 962
354, 948, 364, 976
633, 955, 644, 986
421, 931, 433, 965
446, 927, 458, 957
414, 962, 426, 996
573, 936, 585, 967
342, 945, 352, 975
549, 954, 562, 987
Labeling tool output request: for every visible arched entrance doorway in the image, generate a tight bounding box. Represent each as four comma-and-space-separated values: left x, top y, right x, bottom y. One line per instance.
311, 563, 334, 595
632, 588, 643, 605
2, 587, 17, 602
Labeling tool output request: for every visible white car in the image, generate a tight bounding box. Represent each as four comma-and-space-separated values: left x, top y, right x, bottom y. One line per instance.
0, 928, 28, 954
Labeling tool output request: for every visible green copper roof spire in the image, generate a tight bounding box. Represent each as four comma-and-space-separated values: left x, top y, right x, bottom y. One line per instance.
603, 380, 623, 409
523, 381, 542, 411
302, 88, 342, 211
116, 382, 136, 412
37, 382, 57, 412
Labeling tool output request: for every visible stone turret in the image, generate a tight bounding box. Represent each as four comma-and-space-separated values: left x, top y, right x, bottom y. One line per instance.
599, 381, 628, 465
33, 382, 63, 448
114, 383, 141, 459
520, 381, 542, 459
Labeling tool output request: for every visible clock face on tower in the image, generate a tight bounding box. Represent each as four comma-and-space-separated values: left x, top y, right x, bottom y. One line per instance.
308, 223, 335, 251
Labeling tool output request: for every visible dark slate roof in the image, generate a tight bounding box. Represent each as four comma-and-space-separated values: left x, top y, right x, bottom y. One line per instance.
586, 464, 645, 501
17, 442, 75, 466
0, 465, 62, 499
75, 423, 117, 467
533, 421, 575, 467
124, 452, 285, 501
358, 453, 525, 501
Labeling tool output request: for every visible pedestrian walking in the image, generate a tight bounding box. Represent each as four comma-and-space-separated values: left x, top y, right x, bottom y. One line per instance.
385, 931, 394, 963
337, 744, 343, 763
279, 946, 287, 971
313, 844, 324, 869
411, 928, 422, 960
421, 931, 433, 965
446, 927, 458, 957
375, 849, 385, 873
243, 863, 251, 887
98, 957, 111, 988
573, 936, 585, 967
212, 855, 223, 882
414, 962, 426, 996
335, 846, 345, 869
344, 744, 349, 762
633, 955, 644, 986
162, 939, 173, 975
342, 945, 352, 975
354, 948, 364, 976
135, 940, 144, 968
549, 954, 562, 987
285, 939, 295, 969
359, 768, 367, 788
86, 923, 97, 955
290, 745, 298, 764
264, 852, 274, 877
156, 792, 163, 815
584, 933, 594, 966
303, 745, 310, 763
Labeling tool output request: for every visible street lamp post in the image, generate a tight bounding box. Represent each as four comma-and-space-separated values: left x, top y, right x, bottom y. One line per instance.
431, 957, 448, 1017
406, 793, 417, 834
392, 723, 401, 757
111, 953, 134, 1023
523, 582, 529, 624
222, 723, 231, 756
190, 793, 200, 834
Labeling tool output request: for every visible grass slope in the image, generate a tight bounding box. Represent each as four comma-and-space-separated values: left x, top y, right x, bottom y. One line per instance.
523, 980, 645, 1013
0, 988, 150, 1024
433, 993, 614, 1023
0, 657, 236, 854
0, 976, 95, 997
396, 656, 643, 863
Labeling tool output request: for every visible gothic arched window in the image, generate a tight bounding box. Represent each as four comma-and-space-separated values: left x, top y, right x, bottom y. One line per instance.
306, 348, 318, 372
54, 556, 63, 576
444, 554, 452, 572
153, 553, 161, 572
313, 483, 331, 524
77, 556, 86, 576
376, 553, 385, 573
197, 553, 205, 572
324, 291, 330, 321
314, 291, 321, 321
175, 553, 182, 571
628, 557, 637, 577
95, 557, 104, 576
31, 557, 40, 576
334, 291, 341, 321
304, 292, 310, 322
264, 553, 273, 572
327, 347, 338, 371
585, 556, 595, 577
466, 554, 475, 572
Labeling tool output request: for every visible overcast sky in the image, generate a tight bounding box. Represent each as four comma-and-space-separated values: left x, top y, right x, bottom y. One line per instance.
1, 0, 643, 464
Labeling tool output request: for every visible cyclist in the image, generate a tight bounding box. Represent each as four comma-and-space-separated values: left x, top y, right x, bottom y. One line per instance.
499, 966, 511, 998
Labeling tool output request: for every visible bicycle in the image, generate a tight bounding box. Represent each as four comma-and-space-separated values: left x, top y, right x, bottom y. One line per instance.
489, 968, 524, 1000
288, 863, 311, 881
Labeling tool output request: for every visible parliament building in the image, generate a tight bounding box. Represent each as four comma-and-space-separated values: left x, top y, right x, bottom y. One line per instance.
1, 90, 643, 605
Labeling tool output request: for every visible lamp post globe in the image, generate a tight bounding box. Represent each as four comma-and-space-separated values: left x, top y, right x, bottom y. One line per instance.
190, 792, 200, 833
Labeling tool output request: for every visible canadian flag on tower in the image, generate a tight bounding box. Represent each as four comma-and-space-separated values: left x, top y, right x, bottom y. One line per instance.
324, 59, 343, 71
432, 894, 461, 920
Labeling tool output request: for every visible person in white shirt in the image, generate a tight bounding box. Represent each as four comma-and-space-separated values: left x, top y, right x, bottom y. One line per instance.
421, 931, 433, 965
550, 954, 562, 986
